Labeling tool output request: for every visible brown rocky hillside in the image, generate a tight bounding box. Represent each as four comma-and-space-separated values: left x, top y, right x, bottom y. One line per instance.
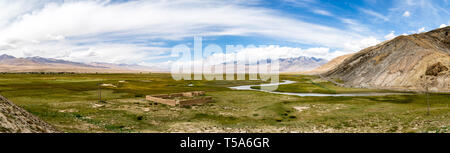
324, 26, 450, 92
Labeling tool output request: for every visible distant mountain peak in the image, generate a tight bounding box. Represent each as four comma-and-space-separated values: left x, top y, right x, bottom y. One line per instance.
277, 56, 328, 72
0, 54, 16, 60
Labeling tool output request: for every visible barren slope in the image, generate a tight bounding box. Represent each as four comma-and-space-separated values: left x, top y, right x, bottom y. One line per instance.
0, 95, 58, 133
324, 26, 450, 92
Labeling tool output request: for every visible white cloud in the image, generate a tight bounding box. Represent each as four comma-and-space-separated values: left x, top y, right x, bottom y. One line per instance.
0, 40, 170, 64
384, 31, 396, 40
232, 46, 333, 60
403, 11, 411, 17
183, 46, 341, 68
440, 24, 447, 28
65, 44, 170, 64
157, 43, 373, 71
417, 27, 426, 33
213, 43, 376, 63
139, 60, 174, 70
343, 37, 381, 52
0, 0, 378, 65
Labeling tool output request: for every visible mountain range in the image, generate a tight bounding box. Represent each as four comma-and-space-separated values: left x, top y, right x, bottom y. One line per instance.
278, 56, 328, 72
0, 54, 327, 73
0, 54, 163, 73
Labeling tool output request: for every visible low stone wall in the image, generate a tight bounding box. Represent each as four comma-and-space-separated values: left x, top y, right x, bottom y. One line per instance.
146, 91, 211, 107
146, 95, 177, 106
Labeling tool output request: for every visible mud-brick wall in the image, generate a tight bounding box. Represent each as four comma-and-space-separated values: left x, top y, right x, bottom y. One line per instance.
182, 91, 205, 97
151, 94, 170, 98
146, 95, 178, 106
179, 97, 212, 106
169, 93, 184, 98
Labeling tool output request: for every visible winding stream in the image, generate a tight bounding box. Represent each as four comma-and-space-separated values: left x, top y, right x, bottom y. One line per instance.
229, 80, 410, 97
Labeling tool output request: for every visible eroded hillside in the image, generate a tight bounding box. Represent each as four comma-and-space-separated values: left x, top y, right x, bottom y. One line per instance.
0, 95, 58, 133
324, 26, 450, 92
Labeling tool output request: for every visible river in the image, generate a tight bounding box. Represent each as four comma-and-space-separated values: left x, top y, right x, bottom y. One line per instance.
229, 80, 410, 97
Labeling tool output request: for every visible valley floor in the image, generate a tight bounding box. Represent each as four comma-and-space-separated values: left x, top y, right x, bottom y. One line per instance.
0, 73, 448, 133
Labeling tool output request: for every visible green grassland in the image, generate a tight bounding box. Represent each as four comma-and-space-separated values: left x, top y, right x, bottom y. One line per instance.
0, 73, 448, 133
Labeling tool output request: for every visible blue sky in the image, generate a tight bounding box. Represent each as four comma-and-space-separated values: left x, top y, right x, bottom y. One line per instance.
0, 0, 449, 69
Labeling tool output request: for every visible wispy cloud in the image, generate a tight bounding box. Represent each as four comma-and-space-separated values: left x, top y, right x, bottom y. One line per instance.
388, 0, 449, 30
283, 0, 318, 7
312, 9, 333, 16
360, 8, 389, 21
284, 0, 334, 17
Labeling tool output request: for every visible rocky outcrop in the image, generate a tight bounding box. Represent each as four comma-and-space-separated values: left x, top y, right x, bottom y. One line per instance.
425, 62, 448, 76
0, 95, 58, 133
324, 26, 450, 92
